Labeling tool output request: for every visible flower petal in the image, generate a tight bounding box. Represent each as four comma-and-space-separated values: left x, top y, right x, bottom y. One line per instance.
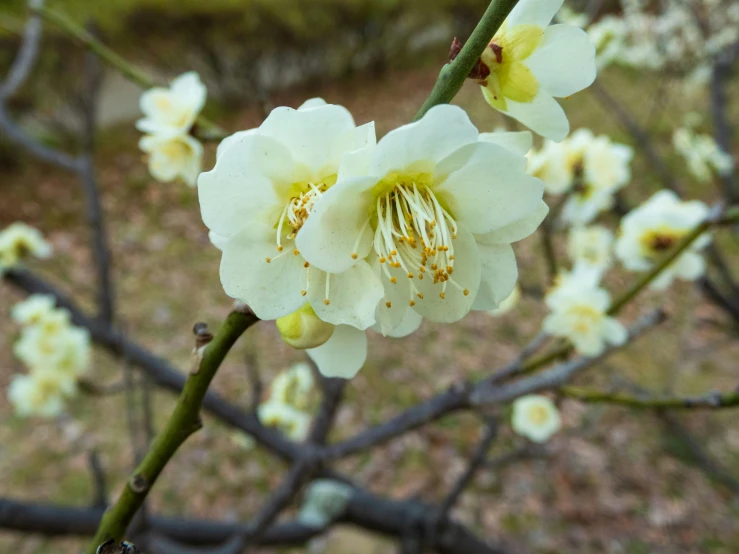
383, 308, 423, 338
308, 261, 384, 330
476, 200, 549, 243
298, 97, 327, 110
257, 104, 358, 176
220, 230, 307, 320
478, 130, 533, 155
506, 0, 564, 28
502, 89, 569, 141
499, 62, 539, 103
412, 224, 482, 323
198, 134, 290, 238
372, 257, 412, 334
296, 176, 377, 274
524, 25, 596, 97
307, 325, 367, 379
471, 243, 518, 311
434, 142, 544, 234
369, 104, 479, 176
337, 122, 377, 180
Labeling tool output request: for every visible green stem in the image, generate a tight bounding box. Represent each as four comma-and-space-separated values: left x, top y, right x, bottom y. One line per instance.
413, 0, 518, 121
86, 310, 258, 553
559, 386, 739, 410
32, 5, 227, 141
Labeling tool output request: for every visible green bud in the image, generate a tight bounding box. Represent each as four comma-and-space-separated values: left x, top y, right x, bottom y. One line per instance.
276, 304, 334, 350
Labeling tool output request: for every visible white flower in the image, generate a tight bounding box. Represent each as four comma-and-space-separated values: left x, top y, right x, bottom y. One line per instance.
8, 370, 76, 418
270, 361, 315, 410
527, 139, 573, 195
614, 190, 710, 289
137, 72, 206, 135
297, 480, 354, 528
487, 285, 521, 316
257, 400, 311, 441
543, 268, 627, 356
198, 99, 383, 330
0, 222, 52, 270
511, 394, 561, 442
587, 15, 629, 68
297, 104, 547, 329
475, 0, 596, 140
560, 132, 633, 225
567, 225, 613, 273
11, 294, 57, 326
139, 132, 203, 187
673, 128, 734, 184
137, 72, 207, 186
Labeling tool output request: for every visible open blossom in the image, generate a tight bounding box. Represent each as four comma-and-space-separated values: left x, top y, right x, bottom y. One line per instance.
472, 0, 596, 140
512, 394, 561, 442
8, 370, 76, 419
11, 294, 56, 326
199, 98, 383, 331
544, 267, 627, 356
297, 104, 547, 330
673, 128, 734, 183
615, 190, 710, 289
0, 222, 52, 271
587, 15, 629, 68
567, 225, 613, 273
137, 72, 206, 186
270, 362, 314, 410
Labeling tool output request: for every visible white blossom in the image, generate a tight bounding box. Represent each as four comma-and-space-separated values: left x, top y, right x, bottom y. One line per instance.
257, 400, 311, 441
270, 362, 315, 410
297, 104, 547, 329
475, 0, 597, 140
8, 370, 76, 419
614, 190, 710, 289
543, 268, 627, 356
512, 394, 561, 442
567, 225, 614, 273
198, 98, 382, 331
11, 294, 57, 326
139, 132, 203, 187
673, 127, 734, 184
0, 222, 52, 271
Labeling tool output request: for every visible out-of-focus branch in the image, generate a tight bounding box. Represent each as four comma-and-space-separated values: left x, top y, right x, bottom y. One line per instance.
710, 41, 739, 201
4, 268, 301, 461
414, 0, 519, 120
589, 80, 680, 194
560, 386, 739, 409
309, 375, 346, 444
87, 451, 108, 509
86, 312, 259, 552
0, 0, 44, 100
29, 3, 227, 142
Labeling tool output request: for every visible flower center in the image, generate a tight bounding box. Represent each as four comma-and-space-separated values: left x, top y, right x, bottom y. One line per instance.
372, 180, 469, 305
527, 405, 550, 426
640, 228, 684, 257
569, 304, 602, 333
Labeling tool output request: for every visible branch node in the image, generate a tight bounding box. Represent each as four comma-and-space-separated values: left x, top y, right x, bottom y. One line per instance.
129, 474, 149, 494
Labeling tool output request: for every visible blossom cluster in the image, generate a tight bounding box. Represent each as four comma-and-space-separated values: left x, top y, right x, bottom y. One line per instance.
0, 222, 52, 272
673, 126, 734, 184
583, 0, 739, 86
8, 295, 91, 418
137, 72, 207, 186
257, 362, 315, 440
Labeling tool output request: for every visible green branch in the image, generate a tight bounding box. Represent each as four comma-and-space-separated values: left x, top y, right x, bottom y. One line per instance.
560, 386, 739, 410
31, 4, 227, 142
86, 309, 259, 553
413, 0, 519, 121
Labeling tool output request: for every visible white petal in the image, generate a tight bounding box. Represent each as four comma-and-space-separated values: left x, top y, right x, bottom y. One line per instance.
219, 230, 307, 320
603, 317, 628, 346
337, 122, 377, 180
478, 130, 533, 155
170, 71, 207, 115
307, 325, 367, 379
216, 129, 257, 160
412, 224, 482, 323
477, 200, 549, 244
209, 231, 229, 251
434, 142, 544, 234
372, 258, 412, 334
197, 134, 290, 238
369, 104, 479, 176
296, 176, 377, 274
524, 25, 596, 98
308, 262, 384, 330
674, 252, 706, 281
298, 98, 327, 110
257, 104, 357, 176
384, 309, 423, 338
507, 0, 564, 28
471, 243, 518, 310
502, 90, 570, 141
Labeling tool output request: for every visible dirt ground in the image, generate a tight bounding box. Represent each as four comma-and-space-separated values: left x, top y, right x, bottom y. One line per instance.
1, 65, 739, 554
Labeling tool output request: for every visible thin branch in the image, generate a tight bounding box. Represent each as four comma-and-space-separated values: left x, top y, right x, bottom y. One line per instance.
0, 0, 44, 100
309, 375, 346, 444
560, 386, 739, 410
710, 41, 739, 201
86, 310, 259, 552
87, 451, 108, 509
414, 0, 519, 120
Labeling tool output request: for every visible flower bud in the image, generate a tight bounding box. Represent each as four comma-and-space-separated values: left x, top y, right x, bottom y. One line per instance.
276, 304, 334, 350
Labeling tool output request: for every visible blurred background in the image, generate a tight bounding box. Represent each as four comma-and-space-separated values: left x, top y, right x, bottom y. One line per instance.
1, 0, 738, 553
